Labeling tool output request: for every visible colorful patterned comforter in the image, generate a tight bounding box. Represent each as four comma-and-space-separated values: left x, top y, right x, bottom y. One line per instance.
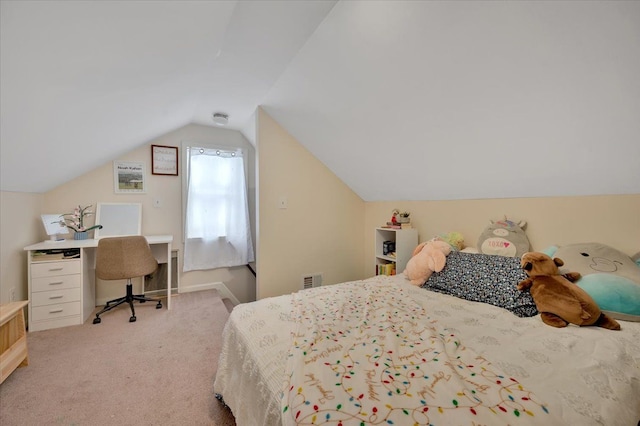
282, 281, 557, 425
213, 275, 640, 426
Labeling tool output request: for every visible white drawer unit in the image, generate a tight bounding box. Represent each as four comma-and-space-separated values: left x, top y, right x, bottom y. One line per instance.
31, 274, 81, 293
28, 256, 84, 332
31, 260, 81, 278
31, 301, 82, 322
31, 287, 81, 307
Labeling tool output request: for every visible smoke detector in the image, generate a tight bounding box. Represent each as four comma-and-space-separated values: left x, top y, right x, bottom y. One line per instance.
212, 112, 229, 126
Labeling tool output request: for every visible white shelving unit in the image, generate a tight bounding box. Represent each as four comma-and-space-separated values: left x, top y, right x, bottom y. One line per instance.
28, 254, 88, 332
374, 227, 418, 276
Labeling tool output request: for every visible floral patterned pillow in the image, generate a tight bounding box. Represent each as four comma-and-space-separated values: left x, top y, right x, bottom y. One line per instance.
422, 251, 538, 317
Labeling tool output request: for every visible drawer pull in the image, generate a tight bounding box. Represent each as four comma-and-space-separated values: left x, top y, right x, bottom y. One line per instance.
49, 309, 63, 314
49, 281, 64, 285
48, 267, 64, 271
49, 295, 64, 299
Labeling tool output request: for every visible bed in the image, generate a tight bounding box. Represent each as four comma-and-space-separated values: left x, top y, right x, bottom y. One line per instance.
214, 258, 640, 426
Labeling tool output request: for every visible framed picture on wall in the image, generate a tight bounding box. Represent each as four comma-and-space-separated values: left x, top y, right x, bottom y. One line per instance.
151, 145, 178, 176
114, 161, 146, 193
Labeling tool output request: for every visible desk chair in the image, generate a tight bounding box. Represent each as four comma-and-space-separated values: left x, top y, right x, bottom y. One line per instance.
93, 236, 162, 324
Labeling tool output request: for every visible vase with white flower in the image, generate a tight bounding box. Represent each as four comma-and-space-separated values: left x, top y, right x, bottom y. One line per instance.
58, 205, 103, 240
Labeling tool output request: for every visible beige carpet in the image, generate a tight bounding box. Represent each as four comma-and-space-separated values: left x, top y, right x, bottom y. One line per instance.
0, 290, 237, 426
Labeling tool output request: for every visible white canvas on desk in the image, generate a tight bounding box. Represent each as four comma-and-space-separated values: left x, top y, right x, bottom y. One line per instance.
41, 213, 69, 242
94, 202, 142, 239
41, 214, 69, 236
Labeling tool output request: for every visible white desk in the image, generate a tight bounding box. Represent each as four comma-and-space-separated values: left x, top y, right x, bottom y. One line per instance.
23, 235, 173, 332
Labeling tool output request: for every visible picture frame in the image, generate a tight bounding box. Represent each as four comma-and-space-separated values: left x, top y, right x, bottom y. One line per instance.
151, 144, 178, 176
114, 161, 146, 193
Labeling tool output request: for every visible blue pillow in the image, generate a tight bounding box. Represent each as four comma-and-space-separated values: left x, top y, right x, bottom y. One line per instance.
542, 243, 640, 322
577, 274, 640, 322
422, 251, 538, 317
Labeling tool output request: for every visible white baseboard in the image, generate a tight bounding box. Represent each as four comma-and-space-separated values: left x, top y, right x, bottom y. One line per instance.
178, 282, 240, 306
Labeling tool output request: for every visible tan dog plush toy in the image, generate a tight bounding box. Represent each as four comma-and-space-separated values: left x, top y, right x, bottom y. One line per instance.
403, 240, 451, 286
517, 252, 620, 330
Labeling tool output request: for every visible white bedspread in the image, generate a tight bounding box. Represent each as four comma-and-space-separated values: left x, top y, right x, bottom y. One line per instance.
214, 275, 640, 426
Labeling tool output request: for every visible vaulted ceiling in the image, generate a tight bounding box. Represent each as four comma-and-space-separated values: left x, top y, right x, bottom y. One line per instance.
2, 1, 639, 200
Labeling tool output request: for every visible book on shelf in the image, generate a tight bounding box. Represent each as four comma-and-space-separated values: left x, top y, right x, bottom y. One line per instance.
381, 222, 412, 229
32, 252, 65, 261
32, 248, 80, 262
376, 263, 396, 276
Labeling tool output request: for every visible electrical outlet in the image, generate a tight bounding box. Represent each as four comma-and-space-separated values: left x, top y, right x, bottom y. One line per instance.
278, 196, 288, 209
10, 287, 15, 302
153, 198, 162, 208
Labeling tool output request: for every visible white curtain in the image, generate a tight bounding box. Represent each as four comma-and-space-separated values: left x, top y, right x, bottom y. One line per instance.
183, 147, 254, 272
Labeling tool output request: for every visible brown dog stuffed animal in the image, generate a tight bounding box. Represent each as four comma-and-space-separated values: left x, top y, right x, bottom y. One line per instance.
517, 252, 620, 330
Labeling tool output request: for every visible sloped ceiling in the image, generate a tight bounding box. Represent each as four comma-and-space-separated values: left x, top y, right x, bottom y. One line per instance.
0, 0, 337, 193
2, 1, 639, 201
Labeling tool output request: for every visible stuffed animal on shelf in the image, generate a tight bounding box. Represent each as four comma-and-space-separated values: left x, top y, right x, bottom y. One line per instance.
477, 218, 530, 257
403, 240, 451, 286
517, 252, 620, 330
391, 209, 399, 225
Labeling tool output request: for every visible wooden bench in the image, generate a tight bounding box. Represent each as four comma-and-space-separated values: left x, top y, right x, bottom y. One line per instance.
1, 300, 29, 384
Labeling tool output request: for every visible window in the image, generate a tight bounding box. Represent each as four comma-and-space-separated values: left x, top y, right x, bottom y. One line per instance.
182, 145, 254, 271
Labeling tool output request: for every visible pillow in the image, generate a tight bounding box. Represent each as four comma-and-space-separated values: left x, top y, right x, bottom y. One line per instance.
460, 247, 479, 254
422, 251, 537, 317
477, 219, 530, 257
577, 274, 640, 322
543, 242, 640, 322
549, 242, 640, 283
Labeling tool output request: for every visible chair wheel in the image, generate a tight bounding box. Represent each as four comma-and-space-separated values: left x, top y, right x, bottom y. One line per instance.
156, 302, 162, 309
139, 299, 146, 303
93, 317, 101, 324
129, 316, 136, 322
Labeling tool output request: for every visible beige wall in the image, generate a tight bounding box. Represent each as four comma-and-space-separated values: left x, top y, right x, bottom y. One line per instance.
40, 123, 257, 304
0, 191, 42, 304
364, 195, 640, 276
256, 108, 367, 299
